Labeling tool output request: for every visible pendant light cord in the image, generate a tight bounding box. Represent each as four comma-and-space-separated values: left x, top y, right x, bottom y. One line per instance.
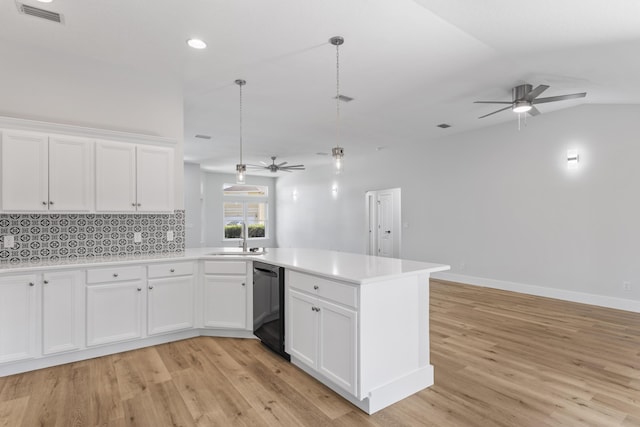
239, 82, 243, 165
335, 41, 340, 148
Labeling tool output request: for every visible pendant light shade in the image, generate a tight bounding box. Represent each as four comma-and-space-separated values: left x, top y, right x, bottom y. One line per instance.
235, 79, 247, 184
330, 36, 345, 172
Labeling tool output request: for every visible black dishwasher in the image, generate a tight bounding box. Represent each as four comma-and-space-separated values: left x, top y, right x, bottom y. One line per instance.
253, 262, 290, 360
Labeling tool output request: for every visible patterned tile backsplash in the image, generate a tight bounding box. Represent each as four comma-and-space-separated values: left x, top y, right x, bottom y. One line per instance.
0, 210, 185, 264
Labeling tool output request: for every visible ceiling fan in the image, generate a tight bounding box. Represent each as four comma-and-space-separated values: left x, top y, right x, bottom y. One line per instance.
248, 156, 305, 173
475, 84, 586, 119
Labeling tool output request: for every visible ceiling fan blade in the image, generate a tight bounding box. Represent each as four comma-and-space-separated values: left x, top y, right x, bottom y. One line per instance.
474, 101, 513, 104
260, 161, 268, 166
277, 161, 288, 167
532, 92, 586, 104
478, 105, 513, 119
525, 85, 550, 100
283, 164, 304, 168
527, 106, 541, 116
247, 164, 267, 169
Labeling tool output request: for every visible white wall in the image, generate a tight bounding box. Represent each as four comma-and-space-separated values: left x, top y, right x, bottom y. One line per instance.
0, 43, 185, 208
184, 163, 203, 248
276, 104, 640, 311
203, 172, 277, 248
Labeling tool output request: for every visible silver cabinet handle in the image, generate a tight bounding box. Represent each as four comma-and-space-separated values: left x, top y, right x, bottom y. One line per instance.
137, 203, 141, 207
131, 203, 136, 207
43, 280, 49, 284
49, 201, 54, 205
241, 282, 246, 286
137, 287, 142, 291
316, 307, 321, 312
170, 268, 175, 273
311, 306, 321, 312
29, 282, 34, 287
148, 286, 154, 290
113, 273, 119, 278
313, 285, 319, 290
42, 201, 47, 205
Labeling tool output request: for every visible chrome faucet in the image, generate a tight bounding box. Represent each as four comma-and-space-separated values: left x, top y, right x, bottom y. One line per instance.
239, 222, 248, 252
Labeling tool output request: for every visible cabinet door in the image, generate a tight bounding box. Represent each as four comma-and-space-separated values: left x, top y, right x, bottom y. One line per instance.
287, 289, 318, 369
148, 276, 194, 335
95, 140, 136, 212
42, 271, 85, 354
0, 275, 37, 363
0, 131, 48, 211
86, 281, 144, 346
136, 145, 174, 212
48, 136, 94, 211
318, 299, 358, 395
203, 276, 246, 329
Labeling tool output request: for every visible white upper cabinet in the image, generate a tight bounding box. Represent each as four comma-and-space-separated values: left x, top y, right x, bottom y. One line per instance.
0, 131, 49, 211
0, 130, 94, 212
136, 145, 174, 212
48, 135, 94, 211
95, 140, 137, 212
95, 142, 174, 212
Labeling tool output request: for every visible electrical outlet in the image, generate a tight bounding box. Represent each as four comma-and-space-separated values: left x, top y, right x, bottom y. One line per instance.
623, 281, 632, 291
167, 230, 174, 241
3, 235, 14, 248
134, 232, 142, 243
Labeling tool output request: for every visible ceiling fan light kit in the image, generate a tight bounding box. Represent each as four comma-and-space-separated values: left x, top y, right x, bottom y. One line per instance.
475, 83, 586, 120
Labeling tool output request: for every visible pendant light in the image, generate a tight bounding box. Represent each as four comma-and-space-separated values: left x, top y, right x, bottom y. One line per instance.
330, 36, 345, 172
235, 79, 247, 184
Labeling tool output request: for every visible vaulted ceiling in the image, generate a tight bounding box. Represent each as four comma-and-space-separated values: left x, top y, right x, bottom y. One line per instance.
2, 0, 639, 176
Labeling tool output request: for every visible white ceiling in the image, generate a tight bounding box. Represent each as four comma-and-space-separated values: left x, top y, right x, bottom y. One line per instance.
2, 0, 640, 176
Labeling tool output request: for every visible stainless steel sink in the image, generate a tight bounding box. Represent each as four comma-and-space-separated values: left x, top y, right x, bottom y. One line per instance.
207, 248, 265, 256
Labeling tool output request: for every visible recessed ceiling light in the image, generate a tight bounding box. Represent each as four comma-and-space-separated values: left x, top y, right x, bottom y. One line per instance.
37, 0, 53, 3
187, 39, 207, 49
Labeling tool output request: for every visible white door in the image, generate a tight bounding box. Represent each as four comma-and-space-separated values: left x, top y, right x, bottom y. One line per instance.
365, 188, 401, 258
202, 276, 246, 329
377, 191, 394, 257
42, 271, 84, 354
48, 136, 94, 211
0, 275, 37, 363
95, 140, 137, 212
136, 145, 174, 212
286, 289, 318, 369
317, 299, 358, 394
0, 131, 48, 211
86, 281, 144, 346
147, 276, 194, 335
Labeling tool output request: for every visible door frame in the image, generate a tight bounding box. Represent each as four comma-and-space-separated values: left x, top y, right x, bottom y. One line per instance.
365, 188, 401, 258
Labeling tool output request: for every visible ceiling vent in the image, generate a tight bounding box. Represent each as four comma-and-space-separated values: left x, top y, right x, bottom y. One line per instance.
335, 95, 354, 103
17, 3, 64, 24
437, 123, 452, 129
194, 134, 212, 140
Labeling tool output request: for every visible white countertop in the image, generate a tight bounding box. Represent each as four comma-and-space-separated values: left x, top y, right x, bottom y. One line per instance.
0, 247, 449, 284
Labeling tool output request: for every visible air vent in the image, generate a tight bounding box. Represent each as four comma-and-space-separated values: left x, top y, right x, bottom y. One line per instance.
17, 3, 63, 23
194, 134, 211, 140
334, 95, 354, 103
437, 123, 452, 129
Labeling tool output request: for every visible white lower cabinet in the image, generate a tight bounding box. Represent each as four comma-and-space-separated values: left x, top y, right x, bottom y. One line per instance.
0, 275, 37, 363
42, 270, 84, 355
147, 263, 195, 335
287, 271, 358, 395
86, 281, 144, 346
203, 276, 247, 329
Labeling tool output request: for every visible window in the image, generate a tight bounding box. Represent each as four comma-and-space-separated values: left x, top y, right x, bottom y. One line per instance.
223, 184, 268, 239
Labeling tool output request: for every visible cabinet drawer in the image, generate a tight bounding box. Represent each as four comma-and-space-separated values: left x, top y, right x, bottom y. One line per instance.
289, 270, 358, 308
204, 261, 246, 275
148, 262, 194, 278
87, 266, 143, 284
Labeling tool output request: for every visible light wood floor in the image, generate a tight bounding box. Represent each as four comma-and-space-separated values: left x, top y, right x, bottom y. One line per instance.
1, 280, 639, 426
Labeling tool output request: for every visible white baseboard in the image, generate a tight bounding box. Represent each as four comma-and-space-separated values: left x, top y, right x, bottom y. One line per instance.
432, 272, 640, 314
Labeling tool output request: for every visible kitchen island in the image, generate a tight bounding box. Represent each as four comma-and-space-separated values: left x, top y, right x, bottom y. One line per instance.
0, 248, 449, 414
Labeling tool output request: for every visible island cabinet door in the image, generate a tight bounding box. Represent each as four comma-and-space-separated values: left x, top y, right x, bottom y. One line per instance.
287, 289, 318, 369
317, 299, 358, 395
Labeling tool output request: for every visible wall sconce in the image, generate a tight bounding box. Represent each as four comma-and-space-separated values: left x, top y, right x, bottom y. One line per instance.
567, 149, 579, 168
